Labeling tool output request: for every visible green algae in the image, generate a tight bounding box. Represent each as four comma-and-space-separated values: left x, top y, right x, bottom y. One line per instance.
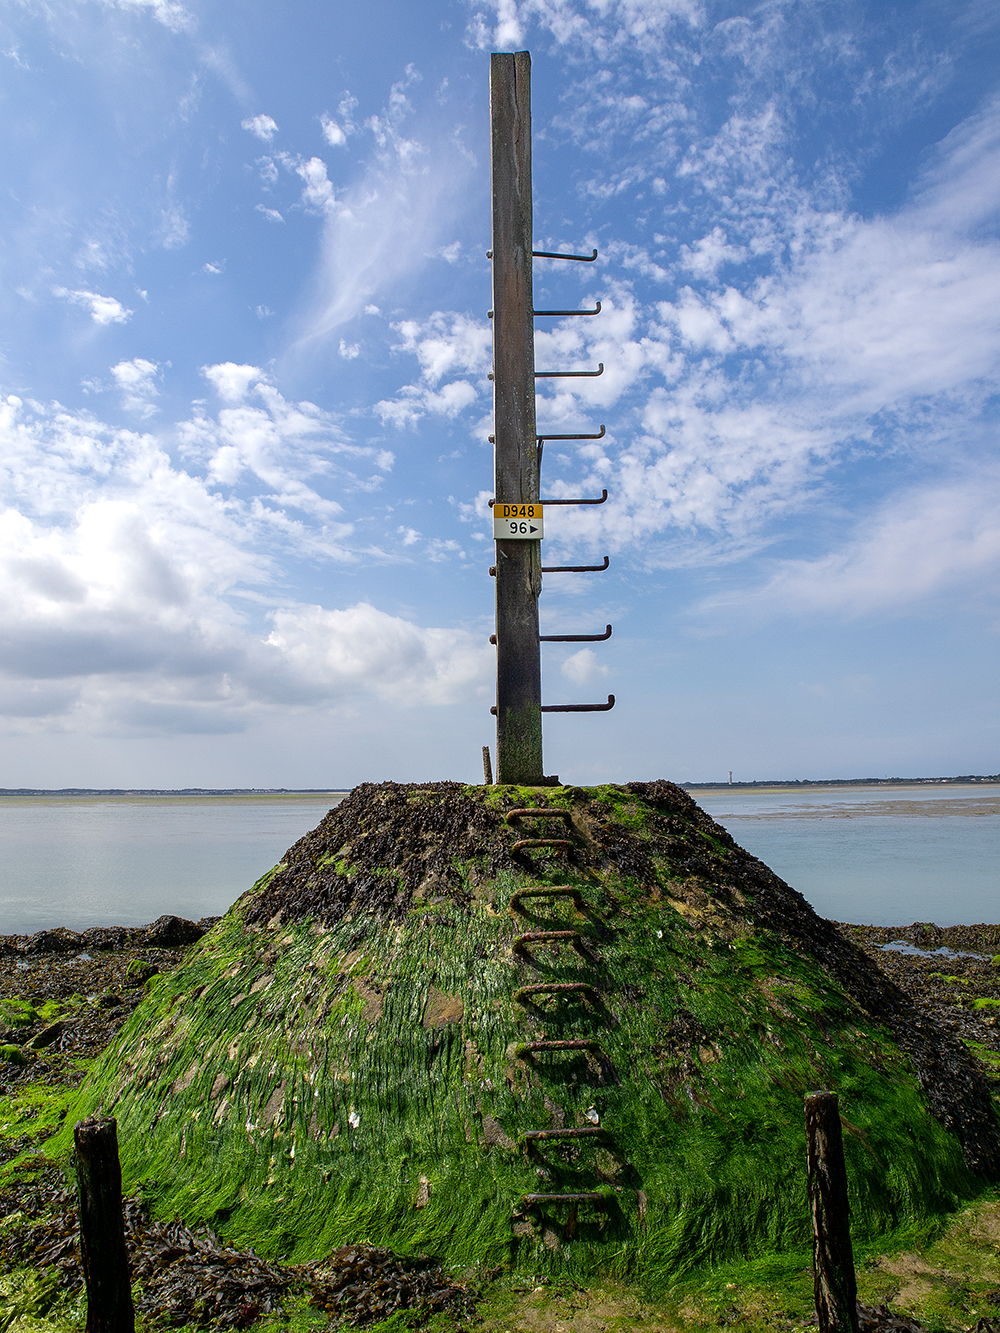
52, 781, 994, 1288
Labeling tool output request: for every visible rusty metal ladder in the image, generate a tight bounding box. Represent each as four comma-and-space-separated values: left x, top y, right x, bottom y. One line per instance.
506, 808, 608, 1233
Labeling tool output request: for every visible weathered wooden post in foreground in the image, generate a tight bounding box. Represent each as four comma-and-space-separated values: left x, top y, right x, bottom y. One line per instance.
75, 1115, 135, 1333
805, 1091, 859, 1333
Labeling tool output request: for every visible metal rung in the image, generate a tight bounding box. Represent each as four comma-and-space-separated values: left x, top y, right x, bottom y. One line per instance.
491, 556, 610, 574
506, 807, 573, 825
542, 695, 615, 713
512, 838, 573, 853
532, 248, 598, 262
533, 303, 601, 317
523, 1192, 606, 1204
513, 930, 580, 951
516, 1039, 599, 1055
540, 625, 612, 643
515, 982, 597, 1002
523, 1127, 605, 1141
510, 886, 585, 911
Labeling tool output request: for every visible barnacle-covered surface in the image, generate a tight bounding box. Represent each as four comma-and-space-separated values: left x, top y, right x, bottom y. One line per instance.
55, 780, 999, 1285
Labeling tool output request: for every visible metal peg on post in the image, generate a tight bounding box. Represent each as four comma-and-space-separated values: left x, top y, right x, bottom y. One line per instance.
75, 1115, 135, 1333
805, 1091, 859, 1333
490, 49, 543, 785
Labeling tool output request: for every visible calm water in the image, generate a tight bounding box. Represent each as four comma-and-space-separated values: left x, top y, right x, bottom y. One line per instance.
698, 784, 999, 927
0, 795, 345, 935
0, 785, 996, 935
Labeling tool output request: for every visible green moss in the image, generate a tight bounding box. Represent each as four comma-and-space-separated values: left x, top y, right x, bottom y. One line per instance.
0, 1079, 86, 1193
965, 1041, 1000, 1072
50, 784, 988, 1290
0, 1002, 39, 1029
0, 1045, 30, 1066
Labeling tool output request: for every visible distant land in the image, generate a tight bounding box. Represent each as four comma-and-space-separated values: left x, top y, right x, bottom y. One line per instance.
0, 788, 347, 796
0, 776, 997, 796
682, 774, 1000, 789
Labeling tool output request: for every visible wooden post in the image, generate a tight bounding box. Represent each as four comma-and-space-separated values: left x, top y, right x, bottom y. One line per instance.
805, 1091, 859, 1333
490, 50, 543, 786
75, 1116, 135, 1333
482, 744, 494, 785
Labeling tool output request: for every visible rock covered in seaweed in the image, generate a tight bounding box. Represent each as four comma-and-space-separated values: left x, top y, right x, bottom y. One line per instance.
61, 780, 999, 1282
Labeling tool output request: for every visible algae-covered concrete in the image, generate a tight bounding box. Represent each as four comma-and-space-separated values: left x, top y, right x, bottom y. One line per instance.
57, 781, 999, 1284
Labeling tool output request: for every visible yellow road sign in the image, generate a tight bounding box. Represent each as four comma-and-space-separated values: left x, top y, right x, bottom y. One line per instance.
493, 502, 544, 540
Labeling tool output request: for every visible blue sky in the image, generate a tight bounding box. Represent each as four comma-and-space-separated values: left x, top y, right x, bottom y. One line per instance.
1, 0, 998, 788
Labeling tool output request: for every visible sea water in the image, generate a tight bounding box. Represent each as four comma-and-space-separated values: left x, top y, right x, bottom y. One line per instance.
0, 794, 344, 936
0, 784, 996, 935
698, 784, 999, 927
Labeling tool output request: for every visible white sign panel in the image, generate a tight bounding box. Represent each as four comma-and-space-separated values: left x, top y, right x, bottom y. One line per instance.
493, 502, 544, 540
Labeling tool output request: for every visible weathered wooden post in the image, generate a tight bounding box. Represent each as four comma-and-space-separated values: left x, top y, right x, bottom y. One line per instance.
75, 1115, 135, 1333
805, 1091, 859, 1333
490, 50, 544, 785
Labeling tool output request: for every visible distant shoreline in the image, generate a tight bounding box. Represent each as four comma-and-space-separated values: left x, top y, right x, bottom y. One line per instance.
0, 787, 348, 797
683, 775, 1000, 791
0, 775, 996, 797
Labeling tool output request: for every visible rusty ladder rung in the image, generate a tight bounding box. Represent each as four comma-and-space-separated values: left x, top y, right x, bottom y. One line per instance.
522, 1127, 605, 1141
512, 838, 574, 853
513, 930, 580, 951
506, 807, 573, 825
510, 886, 585, 911
515, 982, 597, 1002
516, 1039, 599, 1055
522, 1192, 607, 1204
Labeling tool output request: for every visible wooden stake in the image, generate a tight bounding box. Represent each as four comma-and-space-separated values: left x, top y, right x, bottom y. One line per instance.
482, 744, 494, 785
805, 1091, 859, 1333
490, 50, 543, 785
75, 1116, 135, 1333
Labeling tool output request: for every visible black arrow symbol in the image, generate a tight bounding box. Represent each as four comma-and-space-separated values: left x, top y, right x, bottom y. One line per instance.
529, 524, 538, 533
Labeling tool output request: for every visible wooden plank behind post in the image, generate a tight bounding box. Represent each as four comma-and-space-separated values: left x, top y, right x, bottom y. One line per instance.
75, 1115, 135, 1333
805, 1091, 859, 1333
491, 49, 543, 785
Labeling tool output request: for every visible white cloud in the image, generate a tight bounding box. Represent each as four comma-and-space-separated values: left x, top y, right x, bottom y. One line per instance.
158, 205, 189, 250
374, 311, 490, 427
560, 647, 609, 684
201, 362, 262, 404
255, 205, 284, 223
679, 227, 747, 277
111, 358, 160, 416
338, 340, 360, 360
0, 391, 465, 736
295, 157, 335, 213
107, 0, 195, 33
466, 0, 702, 54
53, 288, 132, 326
185, 364, 394, 516
726, 475, 1000, 619
242, 114, 279, 142
296, 73, 477, 340
265, 603, 490, 705
320, 114, 347, 146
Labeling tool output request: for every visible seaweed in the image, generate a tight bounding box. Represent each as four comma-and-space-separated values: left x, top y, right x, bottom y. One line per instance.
48, 781, 999, 1287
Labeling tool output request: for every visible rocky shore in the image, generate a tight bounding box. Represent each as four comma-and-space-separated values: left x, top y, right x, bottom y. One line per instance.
3, 909, 1000, 1331
0, 916, 218, 1097
838, 922, 1000, 1089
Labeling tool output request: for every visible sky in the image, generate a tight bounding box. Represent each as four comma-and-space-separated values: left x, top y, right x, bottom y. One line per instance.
0, 0, 998, 789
